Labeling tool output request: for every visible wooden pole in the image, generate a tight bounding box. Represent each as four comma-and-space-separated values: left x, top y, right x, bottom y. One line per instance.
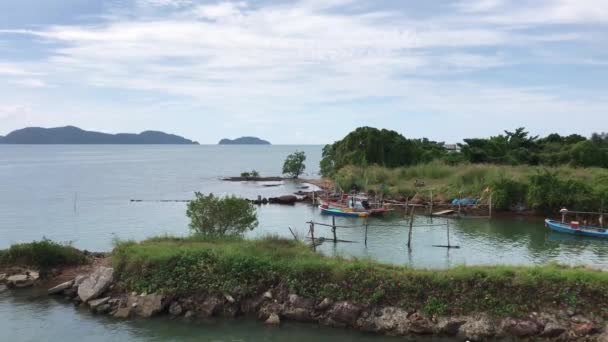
404, 197, 409, 218
407, 206, 415, 249
309, 222, 316, 251
332, 215, 337, 243
364, 216, 369, 246
489, 192, 493, 219
430, 190, 433, 215
447, 219, 451, 248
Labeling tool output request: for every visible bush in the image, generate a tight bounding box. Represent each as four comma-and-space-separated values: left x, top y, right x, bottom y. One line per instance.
0, 239, 87, 270
186, 192, 258, 236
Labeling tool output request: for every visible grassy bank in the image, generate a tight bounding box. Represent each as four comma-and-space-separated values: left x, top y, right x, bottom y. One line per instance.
0, 239, 87, 271
113, 236, 608, 318
333, 162, 608, 212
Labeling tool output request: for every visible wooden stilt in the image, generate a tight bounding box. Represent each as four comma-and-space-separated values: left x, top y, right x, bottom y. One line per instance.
407, 206, 414, 249
332, 216, 337, 243
309, 222, 316, 251
364, 217, 369, 246
489, 192, 493, 219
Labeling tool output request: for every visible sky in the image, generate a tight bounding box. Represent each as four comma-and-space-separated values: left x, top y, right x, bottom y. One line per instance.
0, 0, 607, 144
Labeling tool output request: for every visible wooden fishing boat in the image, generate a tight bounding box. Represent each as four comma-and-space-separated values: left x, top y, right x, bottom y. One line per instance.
319, 205, 369, 217
545, 209, 607, 238
545, 219, 608, 238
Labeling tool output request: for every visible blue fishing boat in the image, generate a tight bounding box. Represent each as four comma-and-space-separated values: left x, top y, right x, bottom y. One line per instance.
319, 205, 369, 218
545, 219, 608, 238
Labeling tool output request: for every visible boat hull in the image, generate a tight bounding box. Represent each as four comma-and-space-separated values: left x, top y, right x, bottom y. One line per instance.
319, 206, 369, 218
545, 219, 608, 238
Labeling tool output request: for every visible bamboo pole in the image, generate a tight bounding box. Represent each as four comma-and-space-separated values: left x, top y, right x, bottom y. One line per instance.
407, 206, 415, 249
447, 219, 451, 248
332, 215, 337, 243
489, 192, 493, 219
309, 222, 316, 251
364, 216, 369, 246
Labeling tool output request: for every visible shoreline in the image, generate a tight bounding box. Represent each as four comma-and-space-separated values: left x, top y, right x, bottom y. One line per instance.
3, 238, 608, 341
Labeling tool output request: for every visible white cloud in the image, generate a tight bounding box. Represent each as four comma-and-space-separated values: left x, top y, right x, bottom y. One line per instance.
0, 0, 606, 142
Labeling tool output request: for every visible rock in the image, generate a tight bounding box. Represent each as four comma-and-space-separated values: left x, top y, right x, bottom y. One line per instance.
258, 302, 283, 321
437, 318, 466, 336
169, 302, 183, 316
265, 313, 281, 325
573, 322, 596, 336
73, 275, 87, 288
95, 304, 112, 314
541, 321, 566, 338
7, 272, 39, 288
501, 318, 541, 337
63, 287, 77, 298
184, 310, 195, 320
328, 301, 361, 326
459, 315, 495, 341
222, 304, 239, 318
77, 267, 114, 302
134, 293, 167, 318
113, 306, 133, 319
197, 295, 223, 318
224, 294, 235, 304
316, 298, 332, 311
89, 297, 111, 310
241, 297, 264, 314
0, 273, 6, 283
262, 291, 273, 300
356, 307, 409, 335
408, 314, 435, 335
273, 195, 297, 204
283, 307, 312, 322
48, 280, 74, 295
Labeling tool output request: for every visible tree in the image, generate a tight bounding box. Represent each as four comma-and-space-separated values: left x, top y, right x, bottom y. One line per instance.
283, 151, 306, 178
186, 192, 258, 236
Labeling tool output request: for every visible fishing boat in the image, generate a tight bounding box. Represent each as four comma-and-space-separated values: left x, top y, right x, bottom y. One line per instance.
319, 204, 369, 217
545, 208, 608, 238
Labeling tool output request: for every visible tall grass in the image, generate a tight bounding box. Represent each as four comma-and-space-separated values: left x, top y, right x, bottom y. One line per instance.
333, 162, 608, 211
112, 235, 608, 317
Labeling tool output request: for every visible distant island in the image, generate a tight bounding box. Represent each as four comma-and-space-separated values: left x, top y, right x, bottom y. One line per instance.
218, 136, 271, 145
0, 126, 198, 144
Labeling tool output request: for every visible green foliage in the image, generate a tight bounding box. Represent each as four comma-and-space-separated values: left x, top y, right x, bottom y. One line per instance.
460, 128, 608, 167
0, 239, 87, 270
283, 151, 306, 178
112, 236, 608, 317
240, 170, 260, 178
186, 192, 258, 236
526, 170, 595, 212
320, 127, 447, 177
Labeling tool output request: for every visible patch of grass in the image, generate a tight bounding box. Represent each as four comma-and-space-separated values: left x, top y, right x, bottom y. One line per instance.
0, 239, 87, 271
112, 236, 608, 318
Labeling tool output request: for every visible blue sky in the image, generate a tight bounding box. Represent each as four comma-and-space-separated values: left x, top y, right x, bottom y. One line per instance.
0, 0, 606, 144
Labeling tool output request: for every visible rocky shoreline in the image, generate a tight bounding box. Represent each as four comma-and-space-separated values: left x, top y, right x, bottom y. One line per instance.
2, 265, 608, 341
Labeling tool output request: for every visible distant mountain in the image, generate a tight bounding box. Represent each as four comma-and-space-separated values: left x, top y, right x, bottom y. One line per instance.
0, 126, 198, 144
219, 136, 271, 145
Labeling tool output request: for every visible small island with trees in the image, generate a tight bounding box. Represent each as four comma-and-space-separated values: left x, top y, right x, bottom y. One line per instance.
218, 136, 271, 145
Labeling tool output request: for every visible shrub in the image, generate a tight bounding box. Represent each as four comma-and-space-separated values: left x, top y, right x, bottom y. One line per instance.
186, 192, 258, 236
0, 239, 87, 270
